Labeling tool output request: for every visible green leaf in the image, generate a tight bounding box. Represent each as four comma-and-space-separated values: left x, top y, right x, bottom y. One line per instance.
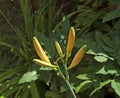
30, 82, 40, 98
109, 0, 120, 6
0, 96, 5, 98
19, 71, 38, 84
0, 76, 21, 95
94, 55, 108, 63
103, 4, 120, 22
96, 64, 118, 75
35, 32, 57, 58
41, 71, 51, 86
74, 80, 92, 93
86, 49, 114, 62
76, 74, 91, 80
97, 53, 114, 60
60, 86, 67, 93
0, 67, 24, 82
111, 80, 120, 96
86, 49, 96, 55
20, 89, 30, 98
3, 85, 23, 97
90, 80, 112, 96
45, 91, 63, 98
39, 67, 53, 71
95, 65, 107, 75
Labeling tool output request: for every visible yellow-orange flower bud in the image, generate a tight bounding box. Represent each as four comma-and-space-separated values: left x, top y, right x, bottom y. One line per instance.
55, 41, 63, 57
66, 27, 75, 62
67, 45, 87, 70
33, 37, 51, 64
33, 59, 57, 70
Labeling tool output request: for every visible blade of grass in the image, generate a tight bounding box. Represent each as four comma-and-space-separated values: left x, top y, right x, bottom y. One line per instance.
30, 82, 40, 98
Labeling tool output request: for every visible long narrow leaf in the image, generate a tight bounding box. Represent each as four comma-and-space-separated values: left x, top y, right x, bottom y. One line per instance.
90, 80, 112, 96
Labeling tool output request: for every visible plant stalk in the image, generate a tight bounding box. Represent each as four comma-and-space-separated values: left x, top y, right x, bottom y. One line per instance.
58, 68, 77, 98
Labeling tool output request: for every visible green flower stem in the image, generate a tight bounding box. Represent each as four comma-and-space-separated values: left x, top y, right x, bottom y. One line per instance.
65, 65, 69, 80
58, 67, 77, 98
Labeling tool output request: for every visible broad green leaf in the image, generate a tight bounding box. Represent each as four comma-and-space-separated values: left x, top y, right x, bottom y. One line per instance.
111, 80, 120, 96
86, 49, 114, 62
74, 80, 92, 93
95, 65, 107, 75
107, 70, 117, 75
19, 71, 38, 84
102, 46, 113, 53
41, 71, 51, 86
75, 34, 97, 50
76, 74, 91, 80
0, 96, 5, 98
103, 4, 120, 22
101, 35, 113, 48
90, 80, 112, 96
97, 53, 114, 60
86, 49, 96, 55
96, 64, 118, 75
94, 55, 108, 63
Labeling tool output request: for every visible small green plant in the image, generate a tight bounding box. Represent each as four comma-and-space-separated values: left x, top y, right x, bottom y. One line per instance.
33, 27, 87, 98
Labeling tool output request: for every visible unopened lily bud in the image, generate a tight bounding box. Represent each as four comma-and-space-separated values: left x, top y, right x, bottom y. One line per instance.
33, 37, 51, 64
66, 27, 75, 63
33, 59, 57, 70
55, 41, 63, 57
67, 45, 87, 70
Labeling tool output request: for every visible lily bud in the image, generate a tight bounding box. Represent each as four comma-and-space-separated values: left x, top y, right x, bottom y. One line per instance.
66, 27, 75, 62
55, 41, 63, 57
67, 45, 87, 70
33, 37, 51, 64
33, 59, 57, 70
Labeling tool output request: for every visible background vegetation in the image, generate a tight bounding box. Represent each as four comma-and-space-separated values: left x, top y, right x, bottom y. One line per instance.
0, 0, 120, 98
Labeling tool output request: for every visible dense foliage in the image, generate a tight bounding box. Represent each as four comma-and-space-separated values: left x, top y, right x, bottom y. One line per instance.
0, 0, 120, 98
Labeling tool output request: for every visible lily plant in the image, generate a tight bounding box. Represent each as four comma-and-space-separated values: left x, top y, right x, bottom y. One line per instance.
33, 27, 87, 98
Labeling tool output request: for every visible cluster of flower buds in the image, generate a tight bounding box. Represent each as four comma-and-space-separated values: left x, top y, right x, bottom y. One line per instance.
33, 27, 87, 70
33, 37, 58, 70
